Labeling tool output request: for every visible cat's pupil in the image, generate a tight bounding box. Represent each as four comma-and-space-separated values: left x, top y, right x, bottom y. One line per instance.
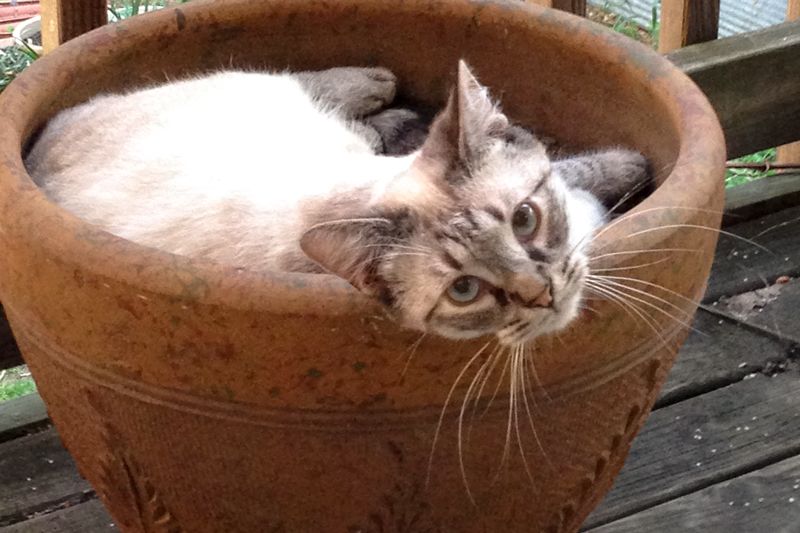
512, 203, 538, 237
447, 276, 481, 304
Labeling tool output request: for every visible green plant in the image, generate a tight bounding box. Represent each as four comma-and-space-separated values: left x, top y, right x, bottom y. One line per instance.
0, 41, 39, 94
601, 0, 660, 48
648, 5, 660, 46
0, 366, 37, 402
108, 0, 190, 20
725, 148, 777, 188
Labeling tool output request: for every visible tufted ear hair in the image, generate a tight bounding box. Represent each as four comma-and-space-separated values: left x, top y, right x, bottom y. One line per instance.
299, 217, 398, 297
421, 60, 509, 173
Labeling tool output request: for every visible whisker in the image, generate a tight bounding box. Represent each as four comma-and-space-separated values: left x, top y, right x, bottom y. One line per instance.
590, 257, 671, 273
513, 346, 537, 487
584, 281, 677, 354
589, 248, 700, 262
400, 333, 427, 378
588, 274, 704, 310
594, 206, 727, 244
427, 340, 492, 496
572, 205, 726, 258
605, 177, 654, 218
751, 214, 800, 239
521, 345, 552, 469
587, 278, 699, 333
492, 345, 518, 486
381, 252, 432, 259
457, 344, 496, 504
587, 276, 694, 319
622, 224, 773, 256
468, 344, 504, 428
584, 282, 667, 345
525, 344, 552, 403
481, 348, 512, 418
306, 217, 392, 231
584, 282, 643, 326
356, 244, 434, 254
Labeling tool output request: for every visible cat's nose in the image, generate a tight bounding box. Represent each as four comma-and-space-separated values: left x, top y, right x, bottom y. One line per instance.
531, 285, 553, 308
508, 273, 553, 308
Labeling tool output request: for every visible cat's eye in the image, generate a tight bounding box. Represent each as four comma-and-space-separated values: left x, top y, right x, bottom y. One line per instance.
446, 276, 483, 305
512, 202, 539, 239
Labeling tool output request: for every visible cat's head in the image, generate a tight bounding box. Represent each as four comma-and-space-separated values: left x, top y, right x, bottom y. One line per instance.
301, 61, 605, 345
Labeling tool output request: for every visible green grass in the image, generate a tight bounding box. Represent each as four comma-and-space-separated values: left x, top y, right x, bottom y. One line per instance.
725, 148, 777, 188
108, 0, 190, 20
0, 42, 38, 94
599, 1, 660, 48
0, 366, 37, 402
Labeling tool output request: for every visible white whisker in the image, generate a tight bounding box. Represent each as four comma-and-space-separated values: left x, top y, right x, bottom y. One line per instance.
584, 281, 676, 355
589, 248, 700, 262
622, 224, 773, 255
587, 278, 698, 333
427, 340, 492, 497
400, 333, 427, 378
590, 257, 671, 272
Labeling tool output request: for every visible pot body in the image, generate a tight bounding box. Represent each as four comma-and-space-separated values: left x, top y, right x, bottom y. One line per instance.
0, 1, 725, 531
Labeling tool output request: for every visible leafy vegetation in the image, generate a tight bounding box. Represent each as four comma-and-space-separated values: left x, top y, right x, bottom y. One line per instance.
0, 366, 37, 402
0, 41, 38, 94
108, 0, 191, 20
725, 148, 777, 188
591, 1, 659, 48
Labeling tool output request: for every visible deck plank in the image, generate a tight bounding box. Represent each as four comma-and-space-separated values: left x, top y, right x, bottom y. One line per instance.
723, 173, 800, 226
0, 428, 93, 527
0, 394, 50, 444
704, 205, 800, 303
584, 370, 800, 528
0, 500, 112, 533
657, 308, 793, 407
587, 454, 800, 533
718, 277, 800, 343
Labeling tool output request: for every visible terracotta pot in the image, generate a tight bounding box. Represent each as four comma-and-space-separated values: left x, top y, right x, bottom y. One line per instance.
0, 1, 724, 531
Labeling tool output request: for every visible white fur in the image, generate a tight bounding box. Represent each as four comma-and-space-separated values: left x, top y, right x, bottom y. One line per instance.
27, 72, 412, 269
28, 66, 613, 344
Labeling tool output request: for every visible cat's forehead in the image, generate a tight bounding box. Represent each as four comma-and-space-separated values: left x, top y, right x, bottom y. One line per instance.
458, 151, 557, 208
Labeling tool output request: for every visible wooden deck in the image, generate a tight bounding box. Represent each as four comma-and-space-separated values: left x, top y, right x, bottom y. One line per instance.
0, 175, 798, 531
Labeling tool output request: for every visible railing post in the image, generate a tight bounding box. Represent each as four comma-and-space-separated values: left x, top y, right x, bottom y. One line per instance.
659, 0, 720, 53
777, 0, 800, 164
527, 0, 586, 16
41, 0, 108, 54
551, 0, 586, 16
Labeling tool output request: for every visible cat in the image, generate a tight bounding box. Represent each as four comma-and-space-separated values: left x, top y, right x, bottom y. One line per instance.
26, 60, 649, 345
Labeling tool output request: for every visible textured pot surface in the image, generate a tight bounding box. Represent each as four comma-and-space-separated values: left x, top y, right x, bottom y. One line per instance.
0, 0, 724, 531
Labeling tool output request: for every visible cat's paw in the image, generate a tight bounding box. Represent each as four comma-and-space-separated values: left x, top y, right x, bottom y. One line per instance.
299, 67, 397, 116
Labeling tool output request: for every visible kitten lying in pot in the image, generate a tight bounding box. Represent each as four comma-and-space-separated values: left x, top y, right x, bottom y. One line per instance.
27, 60, 649, 345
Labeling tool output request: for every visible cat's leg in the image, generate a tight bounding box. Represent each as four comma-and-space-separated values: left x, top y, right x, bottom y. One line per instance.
554, 149, 652, 210
295, 67, 397, 117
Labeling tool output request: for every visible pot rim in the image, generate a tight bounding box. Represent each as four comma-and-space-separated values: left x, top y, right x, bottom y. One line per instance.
0, 0, 725, 320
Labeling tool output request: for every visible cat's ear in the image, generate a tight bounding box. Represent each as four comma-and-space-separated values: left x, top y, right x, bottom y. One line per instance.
299, 219, 393, 295
422, 60, 509, 168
